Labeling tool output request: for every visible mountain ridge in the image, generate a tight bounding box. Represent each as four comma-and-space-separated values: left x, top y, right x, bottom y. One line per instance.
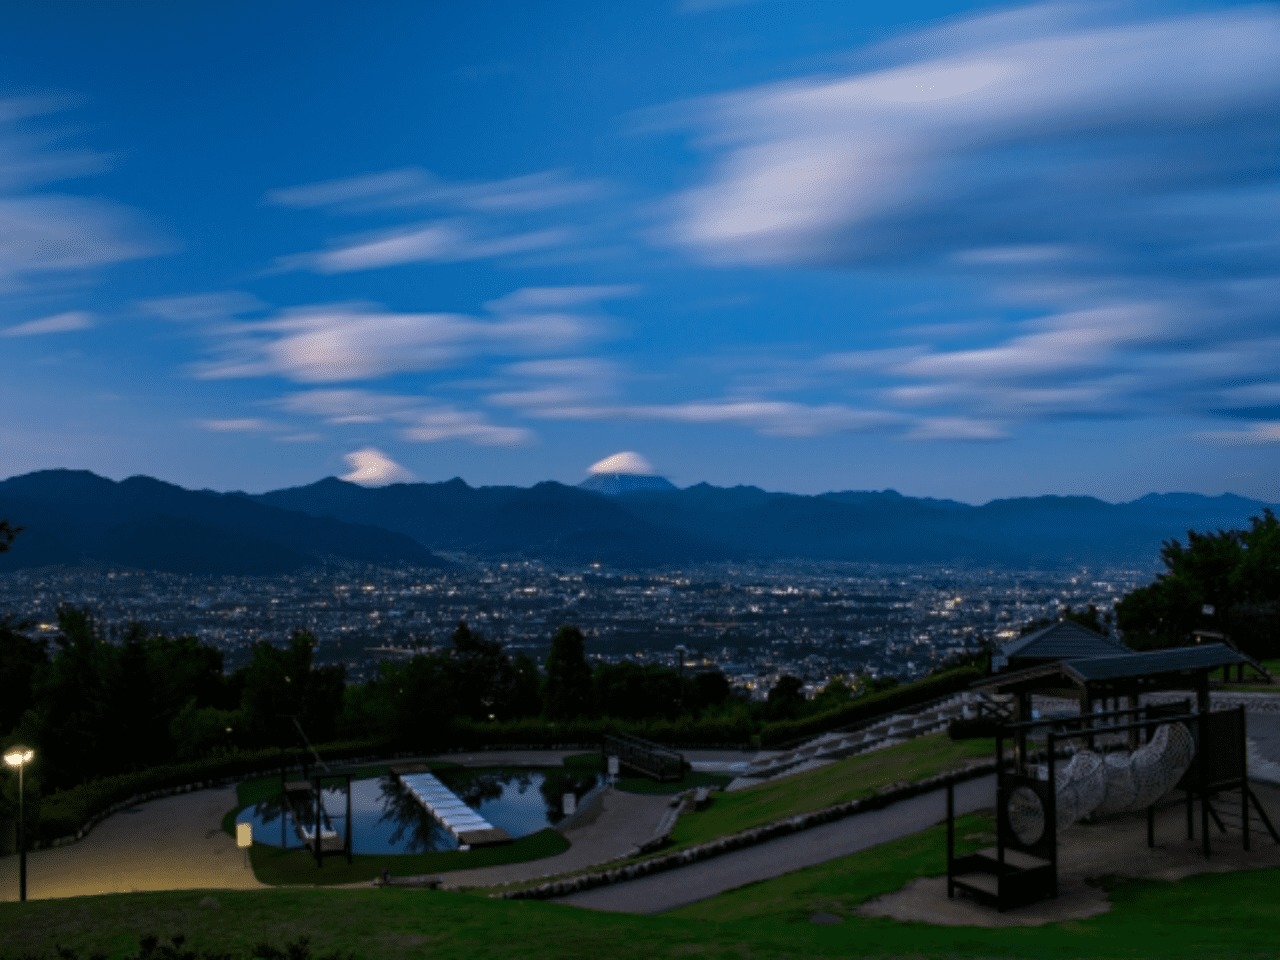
2, 469, 1275, 572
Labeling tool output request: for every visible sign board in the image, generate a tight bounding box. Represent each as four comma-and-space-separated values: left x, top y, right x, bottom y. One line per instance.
607, 755, 619, 777
562, 792, 577, 816
236, 822, 253, 849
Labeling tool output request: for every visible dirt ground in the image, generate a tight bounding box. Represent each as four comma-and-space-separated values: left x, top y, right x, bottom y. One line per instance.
0, 786, 261, 903
858, 781, 1280, 927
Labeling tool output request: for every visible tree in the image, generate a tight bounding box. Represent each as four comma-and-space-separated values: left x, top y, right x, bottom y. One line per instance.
0, 619, 47, 734
31, 606, 116, 786
689, 669, 733, 712
543, 625, 592, 720
239, 630, 346, 747
1116, 510, 1280, 656
0, 520, 19, 554
448, 621, 523, 721
592, 661, 682, 720
765, 674, 806, 720
375, 651, 457, 751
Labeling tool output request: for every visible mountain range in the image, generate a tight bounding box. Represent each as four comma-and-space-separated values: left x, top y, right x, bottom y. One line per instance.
1, 469, 1275, 574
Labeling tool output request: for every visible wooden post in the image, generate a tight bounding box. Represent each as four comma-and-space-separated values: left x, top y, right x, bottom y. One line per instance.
345, 772, 354, 864
1240, 707, 1250, 852
1199, 711, 1211, 858
315, 778, 323, 868
946, 779, 955, 899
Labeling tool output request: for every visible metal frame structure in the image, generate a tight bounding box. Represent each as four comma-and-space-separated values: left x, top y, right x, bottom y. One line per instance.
946, 702, 1278, 911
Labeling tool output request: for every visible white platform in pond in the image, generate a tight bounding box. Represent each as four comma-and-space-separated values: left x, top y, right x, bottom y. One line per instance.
397, 771, 508, 843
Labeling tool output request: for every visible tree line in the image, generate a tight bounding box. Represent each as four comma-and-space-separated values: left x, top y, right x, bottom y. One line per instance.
0, 603, 864, 799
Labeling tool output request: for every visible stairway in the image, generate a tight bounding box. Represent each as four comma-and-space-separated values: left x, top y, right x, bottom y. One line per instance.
948, 847, 1056, 911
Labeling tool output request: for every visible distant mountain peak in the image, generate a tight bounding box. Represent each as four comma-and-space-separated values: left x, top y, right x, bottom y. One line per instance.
578, 473, 677, 496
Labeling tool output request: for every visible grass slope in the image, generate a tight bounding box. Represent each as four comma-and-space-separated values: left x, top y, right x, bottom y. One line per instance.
669, 735, 992, 848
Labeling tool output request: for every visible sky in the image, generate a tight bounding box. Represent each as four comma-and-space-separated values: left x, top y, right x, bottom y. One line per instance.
2, 0, 1279, 503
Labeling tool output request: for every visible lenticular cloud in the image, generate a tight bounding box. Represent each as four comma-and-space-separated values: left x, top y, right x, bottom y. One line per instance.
341, 447, 413, 486
587, 451, 656, 476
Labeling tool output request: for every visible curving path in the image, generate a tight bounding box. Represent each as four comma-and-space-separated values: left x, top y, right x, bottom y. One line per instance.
556, 775, 995, 914
0, 785, 261, 903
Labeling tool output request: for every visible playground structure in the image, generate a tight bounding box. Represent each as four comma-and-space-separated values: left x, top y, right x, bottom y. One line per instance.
948, 657, 1280, 911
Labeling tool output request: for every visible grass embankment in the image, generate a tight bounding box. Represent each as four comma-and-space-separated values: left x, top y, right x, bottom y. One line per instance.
7, 822, 1280, 960
221, 759, 567, 886
668, 734, 992, 849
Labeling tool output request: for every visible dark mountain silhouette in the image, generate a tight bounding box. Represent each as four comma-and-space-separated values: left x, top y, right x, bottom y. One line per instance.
253, 476, 729, 566
256, 475, 1276, 569
0, 470, 444, 574
578, 473, 677, 495
2, 469, 1274, 571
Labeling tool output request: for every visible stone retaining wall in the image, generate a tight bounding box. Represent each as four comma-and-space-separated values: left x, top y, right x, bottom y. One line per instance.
498, 760, 996, 900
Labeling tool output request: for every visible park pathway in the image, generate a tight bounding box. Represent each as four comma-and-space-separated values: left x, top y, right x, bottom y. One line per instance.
555, 774, 995, 914
0, 785, 260, 903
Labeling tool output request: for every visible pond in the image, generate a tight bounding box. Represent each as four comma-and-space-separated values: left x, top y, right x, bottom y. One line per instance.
236, 766, 605, 854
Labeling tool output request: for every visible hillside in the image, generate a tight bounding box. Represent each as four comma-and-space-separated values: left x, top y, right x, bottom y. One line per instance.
0, 470, 444, 575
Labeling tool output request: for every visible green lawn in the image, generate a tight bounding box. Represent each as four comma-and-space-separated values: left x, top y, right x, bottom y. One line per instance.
668, 735, 992, 848
5, 821, 1280, 960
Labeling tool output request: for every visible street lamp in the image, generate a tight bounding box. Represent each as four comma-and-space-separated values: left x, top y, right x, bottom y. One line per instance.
674, 645, 688, 710
4, 745, 34, 902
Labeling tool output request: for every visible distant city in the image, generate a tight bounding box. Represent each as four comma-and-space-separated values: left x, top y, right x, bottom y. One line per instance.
0, 561, 1150, 696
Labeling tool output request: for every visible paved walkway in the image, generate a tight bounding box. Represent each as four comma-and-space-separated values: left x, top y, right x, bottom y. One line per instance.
556, 774, 995, 913
0, 786, 260, 903
439, 787, 672, 889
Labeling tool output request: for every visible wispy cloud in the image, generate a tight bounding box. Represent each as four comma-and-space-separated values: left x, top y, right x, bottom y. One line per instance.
532, 398, 901, 438
1198, 422, 1280, 446
141, 291, 267, 324
274, 221, 570, 274
197, 418, 280, 433
184, 285, 620, 384
664, 4, 1280, 436
277, 388, 532, 447
266, 166, 604, 274
401, 408, 531, 446
0, 97, 162, 293
267, 167, 603, 215
1, 310, 93, 337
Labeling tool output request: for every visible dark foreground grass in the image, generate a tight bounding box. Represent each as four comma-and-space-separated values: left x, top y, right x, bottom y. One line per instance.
5, 828, 1280, 960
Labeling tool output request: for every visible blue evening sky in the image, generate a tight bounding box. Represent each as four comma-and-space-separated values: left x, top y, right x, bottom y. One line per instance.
2, 0, 1278, 502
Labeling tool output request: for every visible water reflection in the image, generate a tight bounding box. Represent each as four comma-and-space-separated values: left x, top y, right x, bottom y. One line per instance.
235, 767, 604, 855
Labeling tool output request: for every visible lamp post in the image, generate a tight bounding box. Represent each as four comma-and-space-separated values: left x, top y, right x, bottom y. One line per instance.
674, 644, 688, 710
4, 746, 34, 902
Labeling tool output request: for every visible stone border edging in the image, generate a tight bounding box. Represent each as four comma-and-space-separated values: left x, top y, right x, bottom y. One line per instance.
497, 759, 996, 900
